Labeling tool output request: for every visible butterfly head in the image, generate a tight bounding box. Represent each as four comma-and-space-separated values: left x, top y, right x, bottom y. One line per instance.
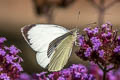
71, 28, 79, 37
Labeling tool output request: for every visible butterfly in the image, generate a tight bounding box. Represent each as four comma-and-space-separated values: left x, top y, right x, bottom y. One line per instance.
21, 24, 78, 71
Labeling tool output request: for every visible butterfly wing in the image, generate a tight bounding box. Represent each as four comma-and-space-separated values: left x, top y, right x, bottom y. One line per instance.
21, 24, 69, 68
47, 31, 73, 58
47, 31, 76, 71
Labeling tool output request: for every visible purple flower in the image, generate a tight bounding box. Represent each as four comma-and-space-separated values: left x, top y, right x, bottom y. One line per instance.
91, 37, 101, 45
0, 37, 6, 43
0, 73, 10, 80
58, 77, 65, 80
107, 73, 116, 80
93, 44, 100, 51
84, 27, 99, 34
102, 32, 112, 37
36, 72, 47, 77
98, 50, 104, 58
84, 27, 91, 32
113, 46, 120, 53
107, 32, 112, 36
70, 64, 87, 73
60, 69, 71, 77
89, 63, 103, 79
81, 73, 88, 79
18, 73, 31, 80
48, 74, 54, 79
0, 67, 3, 71
93, 27, 99, 34
84, 47, 92, 57
91, 37, 102, 50
5, 54, 17, 64
90, 37, 97, 43
106, 27, 110, 31
101, 23, 111, 31
78, 35, 84, 46
75, 72, 81, 78
107, 64, 114, 70
12, 63, 23, 71
0, 48, 6, 56
101, 24, 107, 28
9, 45, 20, 55
117, 36, 120, 40
17, 56, 23, 63
4, 46, 9, 50
88, 74, 96, 80
35, 72, 48, 80
102, 33, 107, 37
84, 27, 93, 34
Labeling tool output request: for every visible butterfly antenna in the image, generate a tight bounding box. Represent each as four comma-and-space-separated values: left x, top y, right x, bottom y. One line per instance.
76, 11, 80, 28
75, 11, 80, 33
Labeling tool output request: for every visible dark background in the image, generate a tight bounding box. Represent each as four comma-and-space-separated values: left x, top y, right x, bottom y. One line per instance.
0, 0, 120, 74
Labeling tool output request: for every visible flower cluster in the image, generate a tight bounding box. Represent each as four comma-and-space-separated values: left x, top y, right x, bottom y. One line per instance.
34, 64, 95, 80
18, 64, 95, 80
0, 37, 23, 80
89, 62, 120, 80
76, 23, 120, 71
17, 73, 32, 80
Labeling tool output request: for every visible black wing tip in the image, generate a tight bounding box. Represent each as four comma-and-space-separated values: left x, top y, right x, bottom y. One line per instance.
21, 24, 36, 35
21, 24, 36, 43
21, 24, 36, 38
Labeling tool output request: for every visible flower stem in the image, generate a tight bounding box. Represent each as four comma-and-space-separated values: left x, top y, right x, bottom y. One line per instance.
106, 67, 115, 72
103, 67, 107, 80
97, 62, 104, 70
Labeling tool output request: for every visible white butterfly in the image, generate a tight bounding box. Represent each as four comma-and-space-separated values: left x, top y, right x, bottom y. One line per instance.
21, 24, 78, 71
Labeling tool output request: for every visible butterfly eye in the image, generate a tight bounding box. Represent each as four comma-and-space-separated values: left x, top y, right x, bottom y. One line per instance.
54, 44, 57, 47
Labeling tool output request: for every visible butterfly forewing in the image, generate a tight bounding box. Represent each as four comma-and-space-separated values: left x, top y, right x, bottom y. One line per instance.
48, 33, 75, 71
